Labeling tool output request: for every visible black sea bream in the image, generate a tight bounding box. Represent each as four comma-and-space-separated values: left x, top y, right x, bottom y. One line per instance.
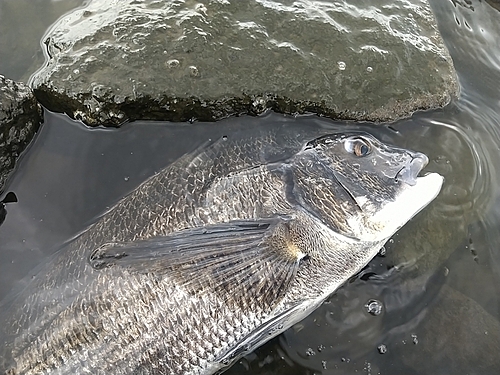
0, 131, 443, 375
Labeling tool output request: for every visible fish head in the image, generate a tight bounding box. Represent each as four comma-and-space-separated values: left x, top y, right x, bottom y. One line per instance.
300, 132, 444, 242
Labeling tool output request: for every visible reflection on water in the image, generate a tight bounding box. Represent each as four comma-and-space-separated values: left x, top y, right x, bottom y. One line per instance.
1, 0, 500, 374
0, 0, 85, 82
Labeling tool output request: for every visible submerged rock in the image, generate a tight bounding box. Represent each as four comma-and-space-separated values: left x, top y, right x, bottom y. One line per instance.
30, 0, 458, 127
401, 285, 500, 374
0, 75, 42, 191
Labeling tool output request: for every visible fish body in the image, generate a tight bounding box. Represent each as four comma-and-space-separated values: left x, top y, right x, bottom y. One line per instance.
0, 131, 443, 375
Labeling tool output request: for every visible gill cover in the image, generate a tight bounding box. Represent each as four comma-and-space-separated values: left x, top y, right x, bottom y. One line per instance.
291, 133, 444, 241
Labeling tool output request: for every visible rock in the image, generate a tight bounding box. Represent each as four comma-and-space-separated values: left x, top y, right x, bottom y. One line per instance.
401, 285, 500, 375
0, 75, 43, 191
30, 0, 458, 127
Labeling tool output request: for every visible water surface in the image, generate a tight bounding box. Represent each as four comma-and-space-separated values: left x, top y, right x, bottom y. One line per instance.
0, 0, 85, 82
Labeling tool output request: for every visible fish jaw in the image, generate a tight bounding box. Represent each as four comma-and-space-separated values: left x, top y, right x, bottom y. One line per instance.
360, 172, 444, 242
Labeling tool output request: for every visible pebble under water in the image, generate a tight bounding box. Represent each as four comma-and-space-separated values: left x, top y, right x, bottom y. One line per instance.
1, 0, 500, 374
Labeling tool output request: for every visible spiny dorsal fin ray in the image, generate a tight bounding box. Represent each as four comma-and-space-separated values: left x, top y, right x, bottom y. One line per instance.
89, 218, 306, 311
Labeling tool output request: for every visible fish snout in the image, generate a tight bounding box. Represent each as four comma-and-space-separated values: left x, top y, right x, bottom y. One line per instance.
395, 152, 429, 186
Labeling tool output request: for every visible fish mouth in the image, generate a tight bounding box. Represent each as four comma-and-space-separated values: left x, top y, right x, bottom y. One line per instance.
366, 171, 443, 241
395, 152, 429, 186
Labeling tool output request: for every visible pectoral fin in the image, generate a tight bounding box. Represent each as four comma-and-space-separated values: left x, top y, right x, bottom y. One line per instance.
89, 218, 307, 309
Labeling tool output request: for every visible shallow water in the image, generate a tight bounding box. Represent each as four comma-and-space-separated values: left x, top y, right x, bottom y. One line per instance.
1, 0, 500, 374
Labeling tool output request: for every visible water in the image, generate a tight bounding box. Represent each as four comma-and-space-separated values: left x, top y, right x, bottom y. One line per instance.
1, 0, 500, 374
0, 0, 85, 82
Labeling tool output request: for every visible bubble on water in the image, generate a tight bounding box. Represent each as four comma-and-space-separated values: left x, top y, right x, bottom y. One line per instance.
337, 61, 346, 70
364, 361, 372, 374
222, 135, 228, 141
367, 66, 373, 72
317, 344, 325, 352
166, 59, 180, 68
378, 246, 386, 256
189, 65, 199, 77
411, 334, 418, 345
322, 360, 327, 369
377, 344, 387, 354
195, 3, 207, 14
306, 348, 316, 356
388, 238, 394, 244
341, 357, 351, 363
365, 299, 383, 316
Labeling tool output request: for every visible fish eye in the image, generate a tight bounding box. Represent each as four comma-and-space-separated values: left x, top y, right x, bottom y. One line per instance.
344, 137, 371, 157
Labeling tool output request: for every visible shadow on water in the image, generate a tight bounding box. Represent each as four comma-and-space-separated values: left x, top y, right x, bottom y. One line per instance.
1, 0, 500, 374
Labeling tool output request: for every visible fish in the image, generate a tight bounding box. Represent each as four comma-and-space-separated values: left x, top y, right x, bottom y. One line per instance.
0, 130, 443, 375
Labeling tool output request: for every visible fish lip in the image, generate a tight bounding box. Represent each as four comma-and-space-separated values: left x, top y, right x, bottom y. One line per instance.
395, 152, 429, 186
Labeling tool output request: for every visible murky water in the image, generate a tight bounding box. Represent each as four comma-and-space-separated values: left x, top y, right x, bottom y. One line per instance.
1, 0, 500, 374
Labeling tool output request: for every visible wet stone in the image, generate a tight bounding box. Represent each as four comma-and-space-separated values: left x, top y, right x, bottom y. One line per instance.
0, 75, 42, 191
30, 0, 458, 127
401, 285, 500, 373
